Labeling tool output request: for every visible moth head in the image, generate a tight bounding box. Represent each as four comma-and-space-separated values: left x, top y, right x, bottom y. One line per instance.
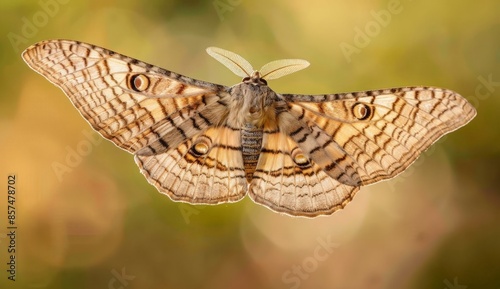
243, 71, 267, 86
206, 47, 310, 85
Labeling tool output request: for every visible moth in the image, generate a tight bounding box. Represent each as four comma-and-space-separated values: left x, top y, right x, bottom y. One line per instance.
22, 40, 476, 217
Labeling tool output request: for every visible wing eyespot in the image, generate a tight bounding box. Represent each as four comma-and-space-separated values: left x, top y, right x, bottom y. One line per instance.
352, 102, 372, 120
291, 148, 311, 168
129, 74, 150, 92
191, 141, 210, 156
294, 153, 308, 165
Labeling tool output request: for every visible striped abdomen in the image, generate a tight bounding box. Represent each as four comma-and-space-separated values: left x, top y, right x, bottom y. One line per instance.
241, 125, 263, 182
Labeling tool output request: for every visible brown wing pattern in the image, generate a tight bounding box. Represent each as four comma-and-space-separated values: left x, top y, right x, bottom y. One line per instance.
23, 40, 245, 205
282, 87, 476, 186
248, 121, 359, 217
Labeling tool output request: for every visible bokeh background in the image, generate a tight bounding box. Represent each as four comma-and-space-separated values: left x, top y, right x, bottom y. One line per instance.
1, 0, 499, 288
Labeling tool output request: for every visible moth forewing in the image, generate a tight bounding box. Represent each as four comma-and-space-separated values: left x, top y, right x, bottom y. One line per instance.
259, 59, 310, 80
206, 47, 254, 78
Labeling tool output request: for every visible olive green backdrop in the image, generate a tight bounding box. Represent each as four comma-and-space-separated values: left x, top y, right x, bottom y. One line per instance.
1, 0, 499, 288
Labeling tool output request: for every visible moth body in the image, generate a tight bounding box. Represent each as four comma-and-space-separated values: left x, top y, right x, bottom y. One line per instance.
228, 74, 279, 182
228, 80, 276, 127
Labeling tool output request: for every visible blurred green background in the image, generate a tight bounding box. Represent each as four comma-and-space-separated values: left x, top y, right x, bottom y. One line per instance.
1, 0, 499, 288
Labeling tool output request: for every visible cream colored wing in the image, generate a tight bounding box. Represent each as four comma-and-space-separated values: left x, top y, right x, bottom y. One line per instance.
22, 40, 247, 203
281, 87, 476, 186
135, 126, 247, 204
22, 40, 230, 155
248, 126, 359, 217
